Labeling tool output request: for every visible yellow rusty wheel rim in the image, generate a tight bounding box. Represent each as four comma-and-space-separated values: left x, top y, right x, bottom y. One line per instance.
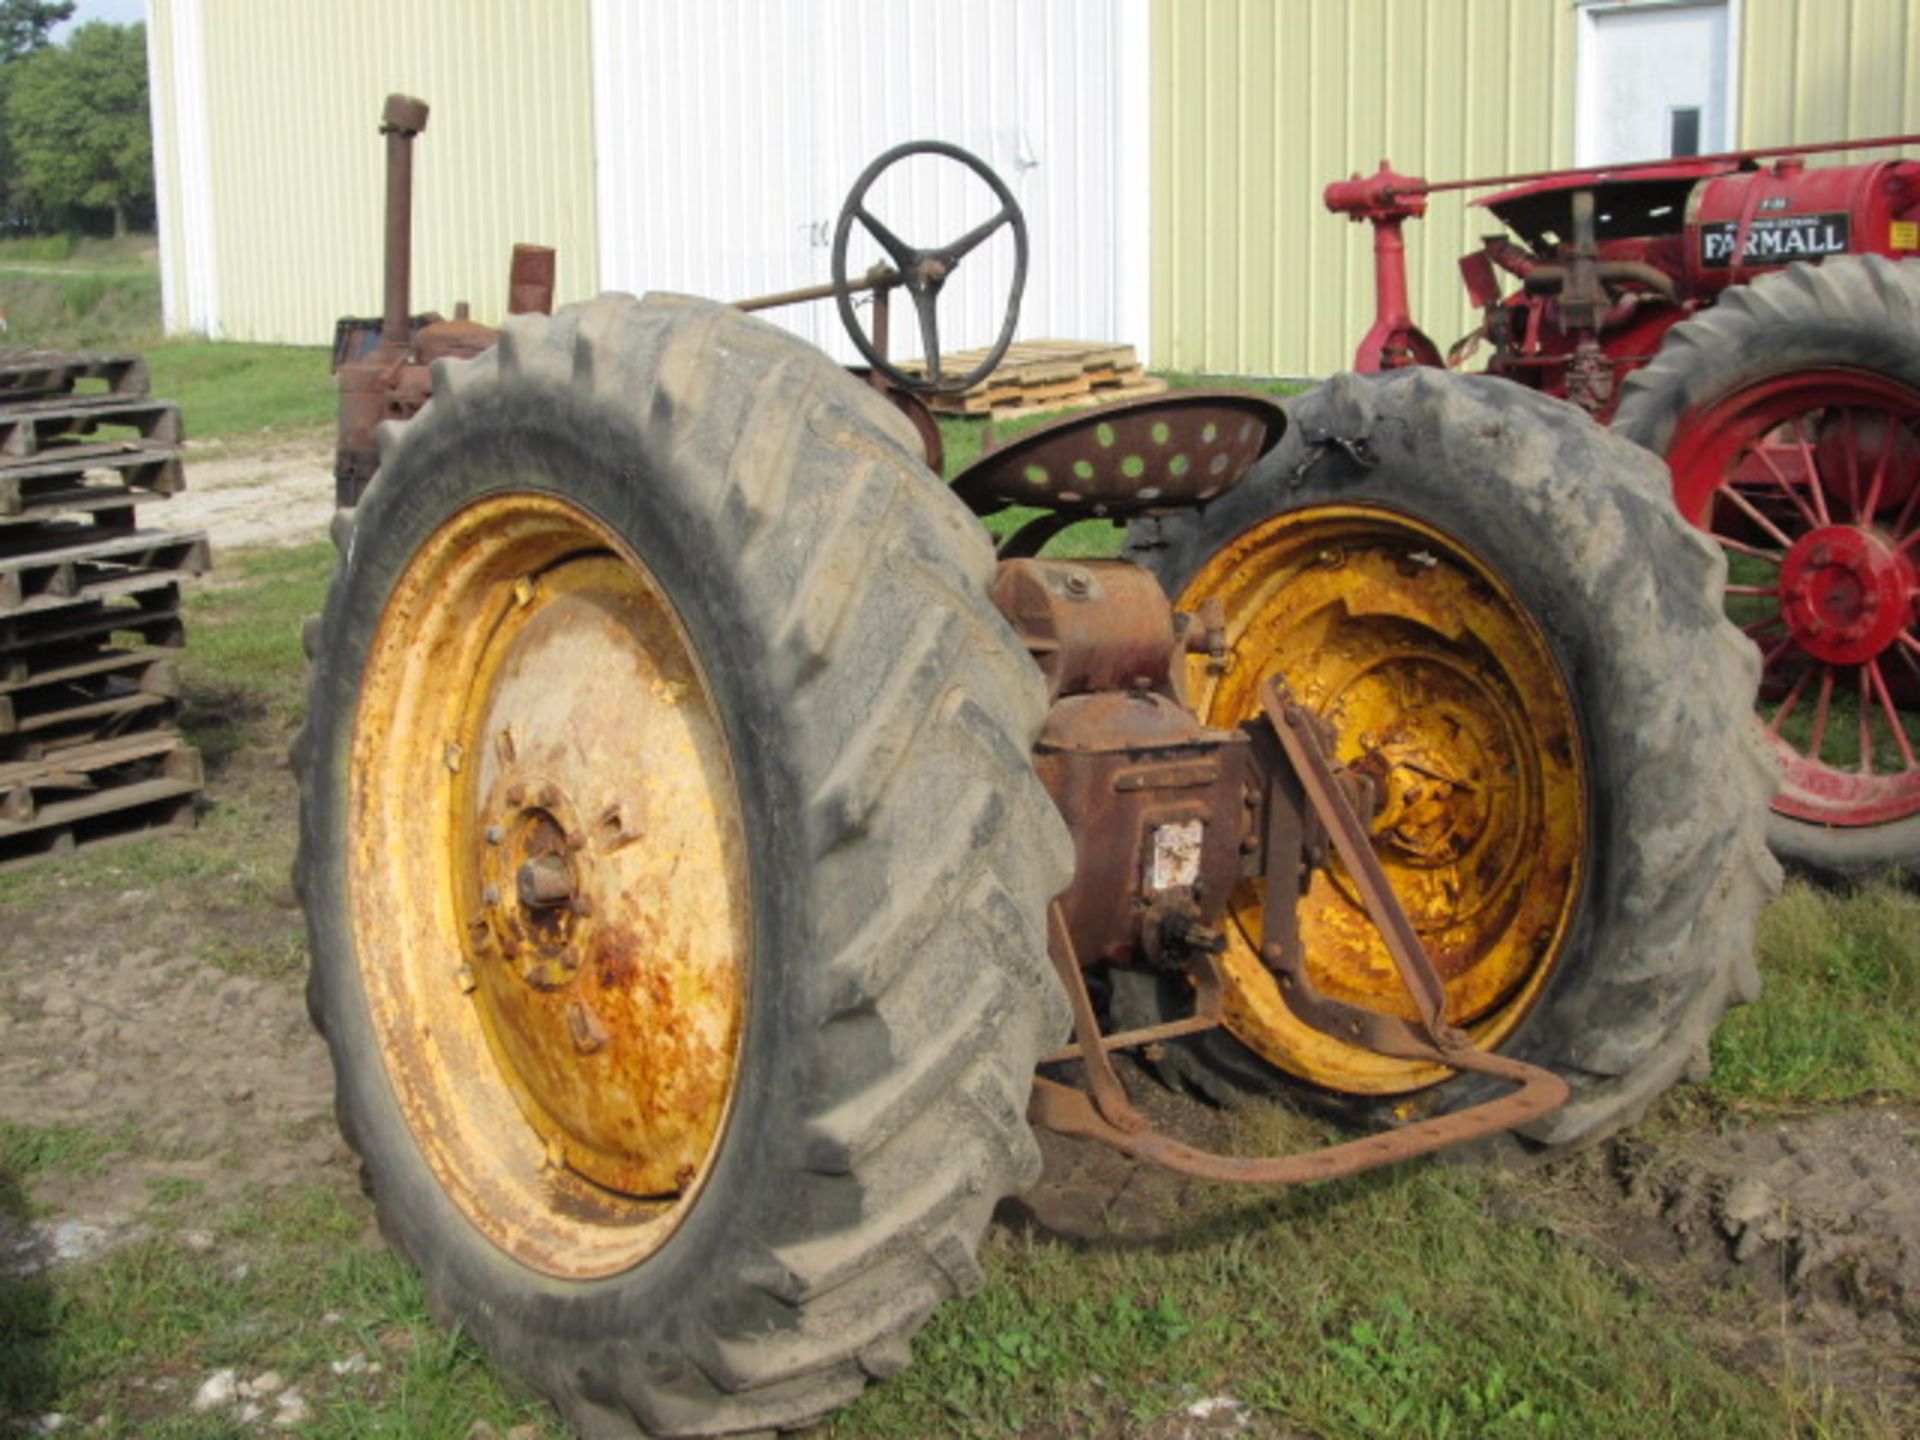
348, 492, 750, 1279
1181, 505, 1585, 1095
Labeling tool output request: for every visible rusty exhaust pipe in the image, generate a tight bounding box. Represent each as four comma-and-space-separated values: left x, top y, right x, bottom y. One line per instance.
380, 94, 430, 345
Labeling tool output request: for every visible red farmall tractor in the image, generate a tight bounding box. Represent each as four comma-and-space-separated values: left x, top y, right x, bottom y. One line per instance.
298, 97, 1773, 1436
1326, 135, 1920, 875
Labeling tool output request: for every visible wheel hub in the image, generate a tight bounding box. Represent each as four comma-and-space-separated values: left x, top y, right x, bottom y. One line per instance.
1175, 505, 1585, 1096
1778, 524, 1914, 665
348, 493, 751, 1279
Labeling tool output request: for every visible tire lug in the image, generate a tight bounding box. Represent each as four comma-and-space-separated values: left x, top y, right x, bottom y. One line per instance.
543, 1134, 566, 1169
444, 742, 463, 773
514, 576, 536, 608
455, 963, 476, 995
496, 727, 516, 763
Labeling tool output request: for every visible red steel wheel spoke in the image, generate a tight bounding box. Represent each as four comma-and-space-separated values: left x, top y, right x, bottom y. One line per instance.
1808, 667, 1835, 762
1899, 632, 1920, 657
1714, 534, 1785, 565
1897, 639, 1920, 689
1859, 412, 1895, 520
1759, 633, 1798, 675
1841, 408, 1865, 522
1725, 584, 1781, 597
1893, 461, 1920, 542
1718, 485, 1799, 552
1867, 658, 1917, 770
1859, 665, 1875, 774
1767, 667, 1815, 736
1795, 418, 1833, 526
1740, 615, 1786, 637
1750, 443, 1822, 532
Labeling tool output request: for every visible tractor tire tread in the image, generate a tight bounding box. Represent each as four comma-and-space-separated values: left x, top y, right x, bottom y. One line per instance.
294, 292, 1072, 1438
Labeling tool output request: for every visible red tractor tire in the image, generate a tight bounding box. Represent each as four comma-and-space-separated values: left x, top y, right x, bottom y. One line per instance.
1613, 255, 1920, 879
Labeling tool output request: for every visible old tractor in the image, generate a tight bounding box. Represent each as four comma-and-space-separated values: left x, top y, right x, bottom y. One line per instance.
296, 96, 1773, 1436
1326, 135, 1920, 877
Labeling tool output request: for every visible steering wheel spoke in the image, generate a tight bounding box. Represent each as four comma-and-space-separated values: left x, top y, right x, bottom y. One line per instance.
831, 140, 1030, 395
939, 207, 1015, 265
855, 207, 917, 271
912, 293, 944, 387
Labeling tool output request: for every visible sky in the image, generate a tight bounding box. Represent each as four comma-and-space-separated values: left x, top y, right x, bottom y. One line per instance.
52, 0, 146, 39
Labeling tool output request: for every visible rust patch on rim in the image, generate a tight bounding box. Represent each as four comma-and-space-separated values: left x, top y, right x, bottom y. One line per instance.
1178, 505, 1587, 1096
348, 492, 750, 1279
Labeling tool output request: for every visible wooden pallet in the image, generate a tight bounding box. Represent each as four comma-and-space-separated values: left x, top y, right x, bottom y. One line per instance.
0, 395, 182, 458
0, 728, 201, 870
0, 442, 185, 520
902, 339, 1160, 417
0, 348, 149, 402
0, 648, 178, 736
0, 526, 210, 610
0, 576, 184, 653
0, 351, 203, 871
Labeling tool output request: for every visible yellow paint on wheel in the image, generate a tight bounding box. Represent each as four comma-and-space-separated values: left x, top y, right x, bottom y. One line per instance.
1180, 505, 1586, 1095
348, 493, 750, 1280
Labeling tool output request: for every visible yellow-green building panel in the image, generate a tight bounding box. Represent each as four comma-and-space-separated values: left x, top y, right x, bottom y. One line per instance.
1740, 0, 1920, 152
150, 0, 598, 344
1151, 0, 1579, 379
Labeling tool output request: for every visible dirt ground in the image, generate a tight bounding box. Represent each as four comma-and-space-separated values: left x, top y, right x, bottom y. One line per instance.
158, 433, 335, 554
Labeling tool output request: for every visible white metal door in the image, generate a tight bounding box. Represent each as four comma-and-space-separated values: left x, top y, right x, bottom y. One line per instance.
590, 0, 1143, 366
1576, 1, 1735, 166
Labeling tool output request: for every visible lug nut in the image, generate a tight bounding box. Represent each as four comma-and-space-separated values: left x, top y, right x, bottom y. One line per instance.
485, 825, 503, 845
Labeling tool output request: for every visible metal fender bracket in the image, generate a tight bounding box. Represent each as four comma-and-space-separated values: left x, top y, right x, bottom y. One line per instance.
1027, 674, 1571, 1185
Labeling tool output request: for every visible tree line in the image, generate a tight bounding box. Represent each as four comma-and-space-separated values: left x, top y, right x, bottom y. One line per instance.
1, 1, 154, 239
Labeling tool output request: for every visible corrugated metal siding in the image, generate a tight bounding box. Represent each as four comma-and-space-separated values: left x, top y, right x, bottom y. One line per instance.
1738, 0, 1920, 154
157, 0, 597, 343
590, 0, 1142, 365
1151, 0, 1579, 378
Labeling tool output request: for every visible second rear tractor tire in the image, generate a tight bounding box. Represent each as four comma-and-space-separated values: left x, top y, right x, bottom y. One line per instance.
1613, 254, 1920, 880
294, 294, 1073, 1438
1122, 369, 1779, 1148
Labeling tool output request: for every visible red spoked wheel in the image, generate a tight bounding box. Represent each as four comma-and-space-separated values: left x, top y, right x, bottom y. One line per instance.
1667, 370, 1920, 833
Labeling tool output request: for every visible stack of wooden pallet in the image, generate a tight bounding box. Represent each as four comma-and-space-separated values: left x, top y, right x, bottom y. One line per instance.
904, 339, 1167, 418
0, 349, 208, 872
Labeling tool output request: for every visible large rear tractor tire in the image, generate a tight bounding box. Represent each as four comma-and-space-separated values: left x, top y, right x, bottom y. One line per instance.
1613, 255, 1920, 879
292, 294, 1072, 1437
1120, 369, 1778, 1147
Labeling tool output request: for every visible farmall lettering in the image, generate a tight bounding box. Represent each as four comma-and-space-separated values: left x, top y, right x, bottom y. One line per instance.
1700, 211, 1852, 268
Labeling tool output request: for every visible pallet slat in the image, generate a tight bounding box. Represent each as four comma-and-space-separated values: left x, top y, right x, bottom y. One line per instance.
0, 528, 211, 609
0, 348, 149, 401
0, 442, 185, 516
900, 340, 1163, 418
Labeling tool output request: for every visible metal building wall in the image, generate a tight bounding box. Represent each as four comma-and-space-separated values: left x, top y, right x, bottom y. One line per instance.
588, 0, 1148, 365
150, 0, 598, 343
1738, 0, 1920, 151
1150, 0, 1579, 379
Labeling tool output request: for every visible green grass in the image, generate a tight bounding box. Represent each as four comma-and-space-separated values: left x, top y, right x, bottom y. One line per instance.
0, 231, 332, 441
0, 1180, 566, 1437
148, 341, 334, 442
830, 1162, 1901, 1440
0, 1119, 140, 1182
1710, 877, 1920, 1104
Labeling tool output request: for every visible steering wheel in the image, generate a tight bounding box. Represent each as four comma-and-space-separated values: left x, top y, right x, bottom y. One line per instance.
832, 140, 1029, 394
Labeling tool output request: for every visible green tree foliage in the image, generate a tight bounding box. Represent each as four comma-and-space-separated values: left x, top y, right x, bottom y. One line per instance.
5, 21, 152, 236
0, 0, 72, 65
